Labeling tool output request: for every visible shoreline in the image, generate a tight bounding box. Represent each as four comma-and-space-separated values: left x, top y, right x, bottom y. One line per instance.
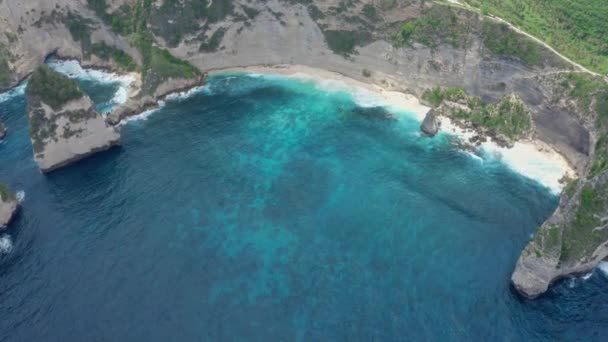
209, 64, 576, 193
0, 60, 577, 193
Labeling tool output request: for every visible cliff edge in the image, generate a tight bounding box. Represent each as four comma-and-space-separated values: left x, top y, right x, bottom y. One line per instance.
25, 65, 120, 172
512, 171, 608, 298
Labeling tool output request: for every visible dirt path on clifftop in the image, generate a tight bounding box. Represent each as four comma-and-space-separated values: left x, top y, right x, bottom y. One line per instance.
442, 0, 607, 81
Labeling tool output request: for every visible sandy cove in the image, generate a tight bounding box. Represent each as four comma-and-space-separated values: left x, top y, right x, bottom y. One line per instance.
207, 64, 577, 191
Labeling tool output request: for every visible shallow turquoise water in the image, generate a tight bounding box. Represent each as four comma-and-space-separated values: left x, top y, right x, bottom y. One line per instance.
1, 73, 608, 340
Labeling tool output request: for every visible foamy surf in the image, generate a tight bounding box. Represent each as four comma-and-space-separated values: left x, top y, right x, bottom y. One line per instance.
0, 235, 12, 254
598, 261, 608, 279
440, 117, 572, 195
118, 101, 166, 126
47, 59, 136, 108
281, 70, 573, 194
16, 190, 25, 203
0, 82, 27, 103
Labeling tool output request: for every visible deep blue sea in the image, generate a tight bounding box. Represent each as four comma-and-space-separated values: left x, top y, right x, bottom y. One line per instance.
1, 71, 608, 341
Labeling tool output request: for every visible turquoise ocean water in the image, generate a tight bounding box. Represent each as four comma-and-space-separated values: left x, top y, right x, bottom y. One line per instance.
1, 70, 607, 340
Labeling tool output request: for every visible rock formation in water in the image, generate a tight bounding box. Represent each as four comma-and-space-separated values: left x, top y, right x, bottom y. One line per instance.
420, 109, 439, 137
1, 0, 607, 297
0, 183, 18, 228
0, 120, 6, 139
25, 65, 120, 172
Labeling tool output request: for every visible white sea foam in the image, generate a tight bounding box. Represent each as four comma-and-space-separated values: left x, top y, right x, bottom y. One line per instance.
0, 235, 12, 254
118, 101, 166, 126
598, 261, 608, 278
16, 190, 25, 203
0, 82, 27, 103
47, 59, 136, 108
164, 85, 207, 101
440, 117, 571, 194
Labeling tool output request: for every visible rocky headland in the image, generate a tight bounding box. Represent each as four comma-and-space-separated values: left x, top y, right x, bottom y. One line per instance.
25, 65, 120, 172
0, 0, 606, 297
0, 184, 19, 228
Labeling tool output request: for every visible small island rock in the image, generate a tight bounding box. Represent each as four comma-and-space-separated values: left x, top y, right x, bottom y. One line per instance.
420, 109, 439, 136
25, 66, 120, 172
0, 184, 18, 228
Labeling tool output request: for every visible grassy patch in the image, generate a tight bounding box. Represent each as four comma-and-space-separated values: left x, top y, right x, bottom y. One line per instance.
324, 30, 371, 57
393, 6, 472, 49
463, 0, 608, 74
26, 65, 84, 110
481, 20, 541, 65
91, 42, 138, 71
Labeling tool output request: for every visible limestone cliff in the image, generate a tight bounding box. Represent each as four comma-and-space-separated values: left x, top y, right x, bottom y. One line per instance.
512, 171, 608, 298
0, 184, 18, 228
25, 65, 120, 172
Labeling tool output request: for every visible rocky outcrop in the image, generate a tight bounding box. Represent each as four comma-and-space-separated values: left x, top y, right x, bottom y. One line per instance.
0, 184, 19, 228
512, 171, 608, 298
26, 66, 120, 172
107, 76, 202, 125
0, 120, 6, 139
420, 109, 439, 136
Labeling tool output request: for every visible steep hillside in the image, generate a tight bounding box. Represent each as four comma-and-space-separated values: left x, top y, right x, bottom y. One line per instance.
464, 0, 608, 75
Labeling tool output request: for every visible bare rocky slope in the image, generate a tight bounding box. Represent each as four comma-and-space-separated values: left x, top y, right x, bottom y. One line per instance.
0, 0, 606, 296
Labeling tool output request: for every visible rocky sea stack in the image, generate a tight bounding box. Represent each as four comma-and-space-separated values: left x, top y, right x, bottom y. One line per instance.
0, 120, 6, 139
25, 65, 120, 172
420, 109, 439, 136
0, 183, 18, 228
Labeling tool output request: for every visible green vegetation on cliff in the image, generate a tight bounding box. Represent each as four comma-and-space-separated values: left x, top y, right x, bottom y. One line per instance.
481, 21, 541, 66
422, 87, 532, 140
63, 11, 96, 57
0, 43, 14, 89
393, 6, 472, 49
463, 0, 608, 74
555, 73, 608, 177
324, 30, 372, 57
87, 0, 199, 94
560, 179, 608, 262
91, 42, 138, 71
26, 65, 83, 110
0, 183, 16, 202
